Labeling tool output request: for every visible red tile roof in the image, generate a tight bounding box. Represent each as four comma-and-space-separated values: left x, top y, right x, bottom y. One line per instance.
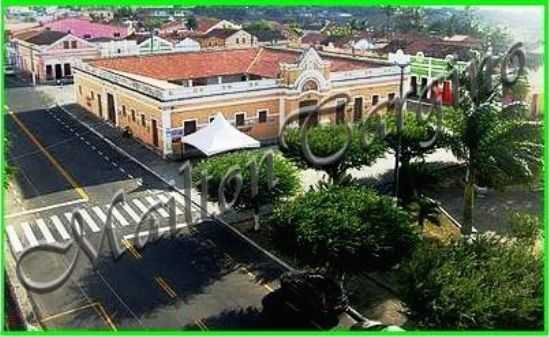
195, 17, 220, 33
89, 48, 382, 81
42, 18, 129, 39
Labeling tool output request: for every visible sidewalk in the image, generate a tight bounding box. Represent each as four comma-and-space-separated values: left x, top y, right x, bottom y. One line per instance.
61, 103, 185, 185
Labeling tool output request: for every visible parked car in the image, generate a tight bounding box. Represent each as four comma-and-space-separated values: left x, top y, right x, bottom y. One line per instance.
278, 271, 349, 317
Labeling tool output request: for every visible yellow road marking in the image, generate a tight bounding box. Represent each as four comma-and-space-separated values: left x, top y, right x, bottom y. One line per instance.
40, 302, 116, 330
121, 239, 142, 259
40, 302, 97, 323
154, 276, 177, 298
94, 303, 117, 331
9, 110, 89, 201
240, 266, 274, 292
195, 319, 209, 331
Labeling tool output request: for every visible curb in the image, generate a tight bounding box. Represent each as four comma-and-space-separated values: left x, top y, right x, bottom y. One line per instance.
4, 245, 42, 331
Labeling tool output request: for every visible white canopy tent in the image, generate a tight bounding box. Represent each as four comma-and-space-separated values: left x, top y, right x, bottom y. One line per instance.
181, 113, 261, 156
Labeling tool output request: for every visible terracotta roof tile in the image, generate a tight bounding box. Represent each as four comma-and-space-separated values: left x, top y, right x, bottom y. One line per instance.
20, 30, 68, 45
90, 49, 258, 81
42, 17, 129, 39
89, 47, 383, 81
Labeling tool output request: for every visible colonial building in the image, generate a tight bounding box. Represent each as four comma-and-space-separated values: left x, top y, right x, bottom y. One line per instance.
196, 29, 257, 49
12, 29, 101, 83
72, 47, 405, 158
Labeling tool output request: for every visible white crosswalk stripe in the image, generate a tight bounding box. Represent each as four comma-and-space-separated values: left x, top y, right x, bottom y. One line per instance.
65, 210, 100, 233
22, 223, 38, 247
36, 219, 55, 243
92, 206, 108, 224
145, 196, 170, 218
6, 226, 23, 253
132, 199, 149, 213
122, 203, 141, 223
157, 194, 183, 215
171, 192, 188, 207
51, 215, 70, 240
112, 207, 129, 227
7, 194, 190, 253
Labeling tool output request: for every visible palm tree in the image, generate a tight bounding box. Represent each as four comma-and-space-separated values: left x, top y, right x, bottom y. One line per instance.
442, 47, 543, 235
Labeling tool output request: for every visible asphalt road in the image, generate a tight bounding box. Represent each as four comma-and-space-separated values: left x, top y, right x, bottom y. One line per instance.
4, 86, 346, 330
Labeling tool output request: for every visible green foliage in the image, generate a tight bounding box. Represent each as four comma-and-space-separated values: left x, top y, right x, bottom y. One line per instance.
394, 7, 426, 33
4, 136, 13, 190
244, 20, 284, 42
186, 15, 198, 30
268, 185, 418, 275
193, 150, 300, 211
398, 235, 543, 329
505, 73, 530, 102
441, 52, 543, 233
508, 212, 542, 243
428, 7, 480, 37
363, 110, 444, 201
479, 25, 513, 54
280, 124, 387, 184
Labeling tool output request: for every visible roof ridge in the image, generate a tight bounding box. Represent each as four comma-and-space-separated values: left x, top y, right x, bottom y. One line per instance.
245, 48, 264, 74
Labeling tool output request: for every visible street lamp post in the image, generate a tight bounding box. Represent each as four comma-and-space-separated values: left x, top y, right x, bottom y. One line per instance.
388, 49, 411, 200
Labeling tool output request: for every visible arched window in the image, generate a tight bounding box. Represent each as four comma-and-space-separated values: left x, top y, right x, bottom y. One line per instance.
302, 79, 319, 92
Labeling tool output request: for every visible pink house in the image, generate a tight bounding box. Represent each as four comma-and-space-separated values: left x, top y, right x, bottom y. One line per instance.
42, 17, 130, 40
12, 29, 101, 83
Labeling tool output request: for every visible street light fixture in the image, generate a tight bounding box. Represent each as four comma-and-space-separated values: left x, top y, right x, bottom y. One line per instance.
388, 49, 411, 200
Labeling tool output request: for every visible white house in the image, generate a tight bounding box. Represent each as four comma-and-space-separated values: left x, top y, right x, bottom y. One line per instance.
174, 38, 200, 52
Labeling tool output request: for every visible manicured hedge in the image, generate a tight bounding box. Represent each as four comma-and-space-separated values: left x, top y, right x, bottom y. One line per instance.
398, 235, 543, 329
193, 150, 301, 211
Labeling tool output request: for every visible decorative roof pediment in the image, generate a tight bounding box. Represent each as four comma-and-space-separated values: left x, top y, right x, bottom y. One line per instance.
297, 47, 328, 71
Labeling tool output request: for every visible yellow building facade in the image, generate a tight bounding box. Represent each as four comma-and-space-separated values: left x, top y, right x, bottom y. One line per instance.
73, 47, 405, 159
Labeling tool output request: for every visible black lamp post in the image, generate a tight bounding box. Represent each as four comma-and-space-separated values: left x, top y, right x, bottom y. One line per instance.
388, 49, 411, 199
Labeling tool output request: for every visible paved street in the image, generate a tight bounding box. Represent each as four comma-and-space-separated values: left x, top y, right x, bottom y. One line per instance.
4, 82, 348, 330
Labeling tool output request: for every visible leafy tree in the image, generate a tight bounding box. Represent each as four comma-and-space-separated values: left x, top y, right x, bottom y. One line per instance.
193, 150, 301, 229
186, 15, 198, 31
244, 20, 284, 42
394, 7, 426, 33
364, 111, 444, 202
441, 51, 543, 235
478, 25, 513, 54
268, 185, 418, 288
398, 235, 543, 329
382, 6, 397, 35
280, 124, 387, 185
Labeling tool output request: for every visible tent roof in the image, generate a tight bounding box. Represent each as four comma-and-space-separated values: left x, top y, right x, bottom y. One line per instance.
181, 113, 260, 156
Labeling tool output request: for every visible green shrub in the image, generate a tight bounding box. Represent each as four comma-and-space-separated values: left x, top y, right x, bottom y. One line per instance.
193, 150, 301, 211
509, 212, 542, 242
280, 124, 387, 184
268, 185, 418, 276
398, 235, 543, 329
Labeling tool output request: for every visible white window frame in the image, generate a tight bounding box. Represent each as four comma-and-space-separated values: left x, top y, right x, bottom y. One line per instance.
256, 109, 269, 123
182, 118, 198, 135
234, 112, 246, 127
